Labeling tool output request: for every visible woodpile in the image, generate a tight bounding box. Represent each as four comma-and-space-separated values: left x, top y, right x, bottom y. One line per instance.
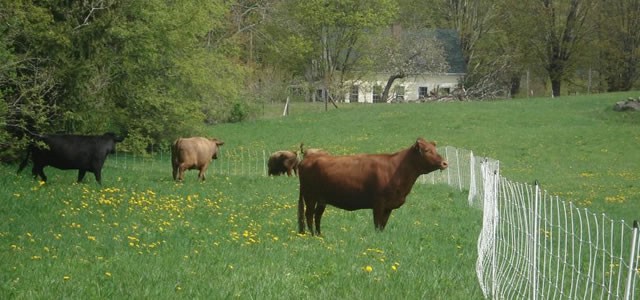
613, 97, 640, 111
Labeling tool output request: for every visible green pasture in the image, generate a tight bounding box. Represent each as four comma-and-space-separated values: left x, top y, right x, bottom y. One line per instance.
1, 92, 639, 298
223, 92, 640, 222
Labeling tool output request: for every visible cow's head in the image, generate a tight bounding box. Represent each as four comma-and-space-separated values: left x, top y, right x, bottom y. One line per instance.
103, 132, 125, 154
413, 138, 448, 172
209, 138, 224, 159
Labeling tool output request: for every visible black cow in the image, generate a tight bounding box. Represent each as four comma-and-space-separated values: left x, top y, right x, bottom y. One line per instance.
17, 132, 125, 184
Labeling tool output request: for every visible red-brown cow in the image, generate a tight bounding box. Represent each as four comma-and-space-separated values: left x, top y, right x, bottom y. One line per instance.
171, 137, 224, 181
297, 138, 448, 235
268, 150, 299, 176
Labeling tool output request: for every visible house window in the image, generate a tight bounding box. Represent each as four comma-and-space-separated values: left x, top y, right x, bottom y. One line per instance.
394, 86, 405, 102
372, 85, 383, 103
349, 85, 359, 103
419, 87, 429, 99
316, 89, 325, 101
442, 87, 451, 94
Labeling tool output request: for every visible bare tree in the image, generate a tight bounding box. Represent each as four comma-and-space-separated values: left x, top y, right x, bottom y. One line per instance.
372, 27, 450, 102
514, 0, 599, 97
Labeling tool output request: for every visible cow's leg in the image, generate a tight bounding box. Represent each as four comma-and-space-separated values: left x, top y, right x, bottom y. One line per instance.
77, 170, 87, 183
304, 201, 316, 235
33, 165, 46, 182
373, 207, 393, 231
314, 204, 326, 236
198, 166, 208, 181
92, 170, 102, 185
172, 163, 178, 181
177, 164, 187, 181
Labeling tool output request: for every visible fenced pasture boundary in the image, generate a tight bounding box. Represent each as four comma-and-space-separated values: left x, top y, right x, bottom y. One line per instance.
106, 146, 639, 299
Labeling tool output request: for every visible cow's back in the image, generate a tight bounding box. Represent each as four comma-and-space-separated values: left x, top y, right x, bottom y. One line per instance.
36, 135, 114, 170
299, 154, 394, 210
173, 137, 216, 167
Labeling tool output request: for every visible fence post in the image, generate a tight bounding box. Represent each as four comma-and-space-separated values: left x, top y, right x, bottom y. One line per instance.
445, 147, 451, 186
456, 148, 462, 191
468, 151, 476, 206
624, 220, 639, 300
532, 180, 540, 300
263, 150, 267, 177
492, 168, 499, 299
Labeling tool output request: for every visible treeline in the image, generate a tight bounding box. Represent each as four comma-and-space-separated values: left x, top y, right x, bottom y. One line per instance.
1, 0, 638, 158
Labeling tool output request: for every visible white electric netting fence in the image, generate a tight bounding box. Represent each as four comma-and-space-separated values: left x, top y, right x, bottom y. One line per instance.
107, 146, 639, 299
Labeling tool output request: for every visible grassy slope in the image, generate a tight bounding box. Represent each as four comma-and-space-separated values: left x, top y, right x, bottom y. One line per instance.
216, 92, 640, 222
0, 168, 482, 298
1, 92, 638, 298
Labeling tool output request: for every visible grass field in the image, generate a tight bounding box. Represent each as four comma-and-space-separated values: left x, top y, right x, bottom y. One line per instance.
223, 92, 640, 222
1, 92, 639, 298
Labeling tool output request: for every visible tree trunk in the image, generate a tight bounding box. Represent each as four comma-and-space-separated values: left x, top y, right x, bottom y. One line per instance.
551, 79, 562, 97
509, 75, 521, 98
548, 59, 564, 97
381, 74, 405, 103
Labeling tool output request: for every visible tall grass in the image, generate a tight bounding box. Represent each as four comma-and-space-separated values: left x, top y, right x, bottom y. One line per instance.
1, 165, 482, 298
216, 93, 640, 222
1, 92, 638, 298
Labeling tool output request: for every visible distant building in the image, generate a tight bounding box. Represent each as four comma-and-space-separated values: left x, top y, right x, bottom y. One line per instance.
343, 29, 466, 103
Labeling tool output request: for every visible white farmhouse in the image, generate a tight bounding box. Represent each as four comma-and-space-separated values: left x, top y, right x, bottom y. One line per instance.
343, 29, 466, 103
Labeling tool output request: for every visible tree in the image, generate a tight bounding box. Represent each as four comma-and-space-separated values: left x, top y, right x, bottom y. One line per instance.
371, 28, 450, 102
1, 0, 246, 156
0, 1, 65, 158
597, 0, 640, 91
419, 0, 516, 99
263, 0, 397, 107
513, 0, 599, 97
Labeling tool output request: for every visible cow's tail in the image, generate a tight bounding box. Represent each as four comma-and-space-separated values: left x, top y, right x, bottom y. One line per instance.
17, 144, 33, 174
297, 186, 305, 234
171, 138, 182, 158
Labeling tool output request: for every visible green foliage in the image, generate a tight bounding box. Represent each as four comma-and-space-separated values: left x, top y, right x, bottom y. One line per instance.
227, 102, 248, 123
259, 0, 398, 97
0, 0, 244, 156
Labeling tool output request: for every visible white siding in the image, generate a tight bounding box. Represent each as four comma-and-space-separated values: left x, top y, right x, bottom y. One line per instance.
344, 73, 464, 103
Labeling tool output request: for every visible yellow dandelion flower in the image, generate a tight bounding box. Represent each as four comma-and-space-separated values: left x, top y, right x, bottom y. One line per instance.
63, 275, 70, 281
105, 272, 112, 277
363, 265, 373, 272
87, 236, 96, 241
391, 262, 400, 271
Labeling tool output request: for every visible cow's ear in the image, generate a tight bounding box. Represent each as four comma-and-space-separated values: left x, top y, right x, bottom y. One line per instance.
430, 141, 437, 146
413, 140, 423, 154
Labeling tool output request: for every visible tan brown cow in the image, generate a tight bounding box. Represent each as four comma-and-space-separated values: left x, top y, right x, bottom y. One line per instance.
171, 137, 224, 181
297, 138, 448, 235
267, 150, 299, 176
